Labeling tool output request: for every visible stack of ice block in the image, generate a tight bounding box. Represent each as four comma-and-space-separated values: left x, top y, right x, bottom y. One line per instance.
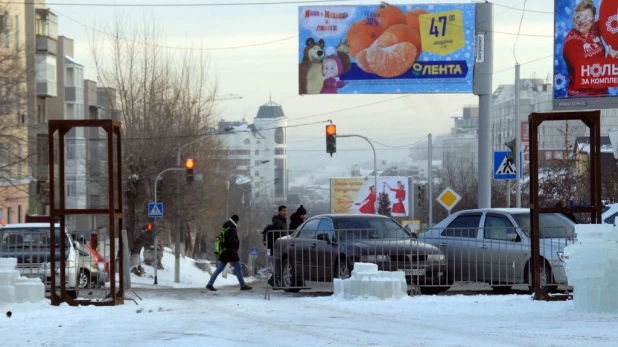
0, 258, 45, 304
564, 224, 618, 313
333, 262, 408, 300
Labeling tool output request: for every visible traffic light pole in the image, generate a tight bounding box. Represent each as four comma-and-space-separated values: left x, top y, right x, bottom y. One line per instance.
153, 167, 184, 285
337, 134, 378, 213
514, 63, 522, 207
428, 133, 433, 227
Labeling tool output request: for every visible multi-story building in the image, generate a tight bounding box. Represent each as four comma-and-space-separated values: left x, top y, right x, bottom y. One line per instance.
442, 105, 479, 171
492, 79, 618, 167
218, 100, 288, 203
0, 3, 37, 224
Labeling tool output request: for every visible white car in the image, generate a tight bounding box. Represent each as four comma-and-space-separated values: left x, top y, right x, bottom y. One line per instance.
602, 204, 618, 225
0, 223, 80, 298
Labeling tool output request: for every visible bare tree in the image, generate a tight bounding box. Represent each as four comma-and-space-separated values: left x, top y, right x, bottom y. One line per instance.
0, 8, 30, 196
90, 16, 230, 272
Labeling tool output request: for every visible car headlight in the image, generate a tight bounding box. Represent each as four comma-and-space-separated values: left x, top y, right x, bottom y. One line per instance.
557, 252, 567, 262
361, 255, 390, 262
427, 254, 445, 262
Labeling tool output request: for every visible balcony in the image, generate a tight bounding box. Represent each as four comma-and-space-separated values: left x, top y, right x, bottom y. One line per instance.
35, 9, 58, 40
36, 36, 57, 55
35, 53, 57, 97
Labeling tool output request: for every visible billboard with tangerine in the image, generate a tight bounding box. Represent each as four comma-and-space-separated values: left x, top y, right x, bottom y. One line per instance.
298, 3, 476, 95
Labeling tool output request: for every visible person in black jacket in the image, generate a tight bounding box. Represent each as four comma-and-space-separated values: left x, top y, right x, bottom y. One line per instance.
206, 215, 252, 291
289, 205, 307, 231
265, 205, 288, 255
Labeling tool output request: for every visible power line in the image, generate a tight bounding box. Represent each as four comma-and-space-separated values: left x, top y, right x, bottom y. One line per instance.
56, 9, 297, 51
512, 0, 528, 64
493, 3, 553, 15
7, 0, 355, 6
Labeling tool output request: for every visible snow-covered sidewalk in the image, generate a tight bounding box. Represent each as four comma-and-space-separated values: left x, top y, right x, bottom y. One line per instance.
2, 292, 618, 346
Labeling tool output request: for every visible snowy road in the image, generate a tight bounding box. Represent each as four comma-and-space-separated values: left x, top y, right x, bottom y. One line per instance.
2, 282, 618, 347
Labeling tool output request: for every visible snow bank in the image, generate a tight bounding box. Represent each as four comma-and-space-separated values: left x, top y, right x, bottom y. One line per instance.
130, 247, 254, 289
333, 263, 408, 300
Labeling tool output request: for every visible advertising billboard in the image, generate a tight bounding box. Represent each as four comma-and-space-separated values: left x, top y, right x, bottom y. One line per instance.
298, 3, 476, 95
554, 0, 618, 110
330, 177, 411, 217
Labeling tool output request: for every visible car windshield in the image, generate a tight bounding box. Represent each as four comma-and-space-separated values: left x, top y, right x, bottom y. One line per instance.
336, 218, 411, 241
0, 228, 68, 248
510, 213, 575, 239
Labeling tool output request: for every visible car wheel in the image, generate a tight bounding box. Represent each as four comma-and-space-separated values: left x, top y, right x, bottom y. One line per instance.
526, 260, 556, 293
335, 258, 351, 279
78, 269, 91, 289
282, 258, 301, 293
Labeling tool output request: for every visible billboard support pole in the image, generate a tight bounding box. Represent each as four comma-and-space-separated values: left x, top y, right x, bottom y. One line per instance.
513, 63, 523, 208
474, 2, 494, 209
338, 134, 378, 213
428, 133, 433, 227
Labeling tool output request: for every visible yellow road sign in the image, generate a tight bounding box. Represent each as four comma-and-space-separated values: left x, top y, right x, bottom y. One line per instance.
437, 187, 461, 212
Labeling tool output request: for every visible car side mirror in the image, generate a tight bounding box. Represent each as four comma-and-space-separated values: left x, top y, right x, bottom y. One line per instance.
506, 233, 520, 242
316, 233, 331, 244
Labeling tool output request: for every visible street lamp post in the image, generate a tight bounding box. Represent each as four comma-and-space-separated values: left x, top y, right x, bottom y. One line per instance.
174, 128, 234, 283
153, 167, 185, 285
337, 134, 378, 212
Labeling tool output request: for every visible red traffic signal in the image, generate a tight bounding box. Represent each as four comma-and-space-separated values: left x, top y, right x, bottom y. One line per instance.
147, 223, 153, 232
326, 124, 336, 156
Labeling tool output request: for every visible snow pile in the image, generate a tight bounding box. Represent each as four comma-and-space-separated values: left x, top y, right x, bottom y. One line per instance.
564, 224, 618, 313
0, 258, 45, 304
333, 262, 407, 300
131, 247, 253, 289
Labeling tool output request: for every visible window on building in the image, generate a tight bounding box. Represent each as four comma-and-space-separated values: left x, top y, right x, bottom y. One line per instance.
5, 143, 11, 178
66, 104, 75, 119
254, 149, 259, 155
254, 160, 261, 166
17, 205, 22, 223
274, 127, 285, 145
7, 207, 12, 223
1, 12, 9, 48
243, 139, 250, 145
66, 67, 74, 86
275, 148, 285, 155
17, 144, 22, 177
545, 151, 553, 160
14, 15, 19, 50
554, 151, 563, 160
255, 171, 259, 177
0, 208, 3, 221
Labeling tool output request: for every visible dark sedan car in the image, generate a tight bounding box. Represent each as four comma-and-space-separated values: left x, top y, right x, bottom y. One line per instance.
272, 214, 447, 292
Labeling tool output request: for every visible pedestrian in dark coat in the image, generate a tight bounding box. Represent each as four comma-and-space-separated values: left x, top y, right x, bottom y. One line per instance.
206, 215, 252, 291
289, 205, 307, 230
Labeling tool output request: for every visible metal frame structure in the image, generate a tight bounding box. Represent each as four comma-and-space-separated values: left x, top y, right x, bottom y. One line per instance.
528, 111, 602, 301
48, 119, 124, 306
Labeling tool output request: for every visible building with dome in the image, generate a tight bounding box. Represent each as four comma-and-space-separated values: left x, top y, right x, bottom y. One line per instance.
218, 100, 288, 203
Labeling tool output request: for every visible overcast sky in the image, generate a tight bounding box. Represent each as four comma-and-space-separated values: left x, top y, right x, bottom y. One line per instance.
50, 0, 554, 178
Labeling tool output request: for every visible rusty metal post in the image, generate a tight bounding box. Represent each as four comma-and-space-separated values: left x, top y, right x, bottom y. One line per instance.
48, 123, 58, 306
529, 110, 602, 301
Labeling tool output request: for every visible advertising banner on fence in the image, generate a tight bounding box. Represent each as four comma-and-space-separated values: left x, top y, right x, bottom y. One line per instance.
554, 0, 618, 110
330, 177, 411, 216
298, 3, 476, 95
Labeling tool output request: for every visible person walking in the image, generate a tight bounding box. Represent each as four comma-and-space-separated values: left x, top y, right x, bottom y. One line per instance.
206, 215, 252, 291
289, 205, 307, 230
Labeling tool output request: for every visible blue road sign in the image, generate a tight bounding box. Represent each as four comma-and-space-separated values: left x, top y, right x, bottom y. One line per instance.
148, 203, 163, 218
250, 247, 259, 256
493, 151, 522, 180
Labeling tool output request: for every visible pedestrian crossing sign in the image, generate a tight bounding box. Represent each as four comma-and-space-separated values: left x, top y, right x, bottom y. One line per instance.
148, 203, 163, 218
493, 151, 521, 180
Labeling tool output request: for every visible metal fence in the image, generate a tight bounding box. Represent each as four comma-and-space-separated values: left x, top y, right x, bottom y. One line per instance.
0, 227, 113, 299
264, 226, 573, 294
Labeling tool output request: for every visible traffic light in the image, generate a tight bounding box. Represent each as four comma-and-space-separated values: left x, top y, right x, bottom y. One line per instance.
146, 223, 153, 232
417, 184, 425, 208
504, 138, 516, 162
185, 158, 195, 182
326, 124, 336, 156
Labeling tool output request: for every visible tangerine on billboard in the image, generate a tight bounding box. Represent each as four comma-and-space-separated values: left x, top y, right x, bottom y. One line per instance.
330, 177, 411, 216
298, 3, 476, 95
554, 0, 618, 110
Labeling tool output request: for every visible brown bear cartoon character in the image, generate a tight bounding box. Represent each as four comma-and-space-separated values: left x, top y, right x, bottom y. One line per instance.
299, 38, 325, 95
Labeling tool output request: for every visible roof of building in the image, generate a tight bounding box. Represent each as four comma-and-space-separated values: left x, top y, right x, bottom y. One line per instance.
575, 136, 614, 154
255, 101, 286, 119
